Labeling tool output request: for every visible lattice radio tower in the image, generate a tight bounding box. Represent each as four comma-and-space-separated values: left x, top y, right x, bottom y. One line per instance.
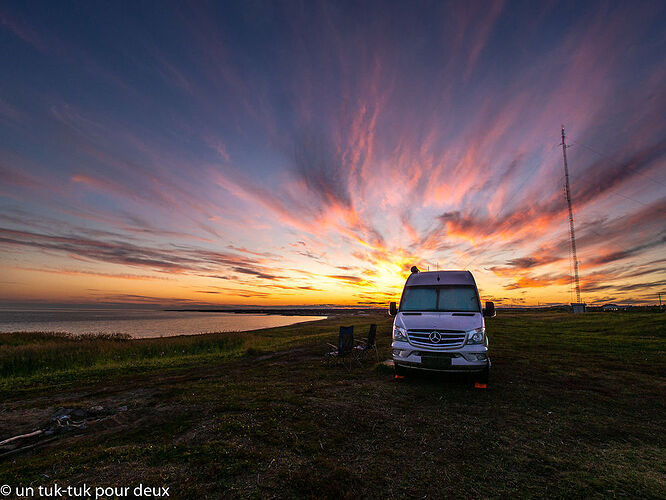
561, 126, 581, 303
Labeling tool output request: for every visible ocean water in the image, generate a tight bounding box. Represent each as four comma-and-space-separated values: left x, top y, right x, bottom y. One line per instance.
0, 309, 326, 339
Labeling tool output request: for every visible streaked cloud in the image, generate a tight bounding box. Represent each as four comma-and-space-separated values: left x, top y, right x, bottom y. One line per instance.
1, 0, 665, 306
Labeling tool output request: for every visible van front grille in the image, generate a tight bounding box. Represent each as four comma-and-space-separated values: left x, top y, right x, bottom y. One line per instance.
407, 329, 466, 349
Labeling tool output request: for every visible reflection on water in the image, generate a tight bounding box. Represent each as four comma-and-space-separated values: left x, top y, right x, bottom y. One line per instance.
0, 309, 327, 339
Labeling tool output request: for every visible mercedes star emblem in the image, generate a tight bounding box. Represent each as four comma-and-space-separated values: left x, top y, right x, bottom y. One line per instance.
429, 331, 442, 343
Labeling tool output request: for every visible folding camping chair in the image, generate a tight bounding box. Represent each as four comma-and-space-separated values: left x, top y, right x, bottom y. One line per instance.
324, 326, 357, 370
354, 323, 379, 362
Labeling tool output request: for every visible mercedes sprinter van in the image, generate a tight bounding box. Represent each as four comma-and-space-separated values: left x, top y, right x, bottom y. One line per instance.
389, 268, 495, 381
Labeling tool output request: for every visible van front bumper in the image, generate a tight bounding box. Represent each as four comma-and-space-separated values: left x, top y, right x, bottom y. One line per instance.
392, 342, 489, 372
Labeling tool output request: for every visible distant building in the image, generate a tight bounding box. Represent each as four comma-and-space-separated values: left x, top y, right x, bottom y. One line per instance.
571, 303, 586, 313
601, 304, 631, 311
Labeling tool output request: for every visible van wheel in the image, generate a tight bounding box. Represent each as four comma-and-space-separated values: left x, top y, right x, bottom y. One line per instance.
395, 364, 408, 377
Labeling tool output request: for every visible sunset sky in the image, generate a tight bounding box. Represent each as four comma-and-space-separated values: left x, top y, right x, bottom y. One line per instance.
1, 1, 665, 308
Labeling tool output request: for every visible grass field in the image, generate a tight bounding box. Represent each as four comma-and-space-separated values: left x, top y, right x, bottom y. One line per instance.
1, 311, 664, 498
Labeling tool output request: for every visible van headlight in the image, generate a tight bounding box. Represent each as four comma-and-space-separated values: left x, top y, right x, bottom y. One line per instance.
466, 327, 485, 344
392, 325, 408, 341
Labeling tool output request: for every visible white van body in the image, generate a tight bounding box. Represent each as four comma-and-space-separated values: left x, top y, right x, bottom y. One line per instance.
390, 270, 492, 379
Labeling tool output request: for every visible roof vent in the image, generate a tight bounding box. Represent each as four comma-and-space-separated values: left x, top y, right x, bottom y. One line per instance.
410, 266, 420, 274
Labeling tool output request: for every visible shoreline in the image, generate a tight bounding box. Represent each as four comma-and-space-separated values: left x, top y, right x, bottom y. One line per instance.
0, 316, 330, 340
163, 307, 383, 316
0, 312, 332, 339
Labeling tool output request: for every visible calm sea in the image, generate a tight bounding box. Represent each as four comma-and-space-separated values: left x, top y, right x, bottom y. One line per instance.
0, 309, 326, 339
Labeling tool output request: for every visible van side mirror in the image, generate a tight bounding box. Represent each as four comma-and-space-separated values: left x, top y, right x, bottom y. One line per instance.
483, 301, 495, 318
389, 302, 397, 316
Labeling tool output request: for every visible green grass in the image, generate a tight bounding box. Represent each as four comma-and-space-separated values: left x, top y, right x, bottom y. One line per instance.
1, 311, 664, 498
0, 316, 357, 395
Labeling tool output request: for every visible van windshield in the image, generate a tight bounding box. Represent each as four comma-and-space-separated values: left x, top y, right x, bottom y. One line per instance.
400, 285, 480, 312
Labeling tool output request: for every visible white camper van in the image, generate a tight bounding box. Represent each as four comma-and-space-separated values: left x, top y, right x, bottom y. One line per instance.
389, 268, 495, 382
